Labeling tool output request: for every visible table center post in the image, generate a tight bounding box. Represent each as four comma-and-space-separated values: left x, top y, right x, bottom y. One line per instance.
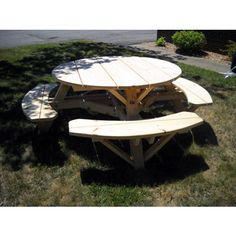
125, 88, 145, 169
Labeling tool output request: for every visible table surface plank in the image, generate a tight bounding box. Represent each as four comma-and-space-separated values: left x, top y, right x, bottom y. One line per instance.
52, 56, 182, 89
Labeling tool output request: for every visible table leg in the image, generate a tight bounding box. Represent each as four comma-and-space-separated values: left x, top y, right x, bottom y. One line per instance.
53, 84, 70, 102
125, 88, 146, 169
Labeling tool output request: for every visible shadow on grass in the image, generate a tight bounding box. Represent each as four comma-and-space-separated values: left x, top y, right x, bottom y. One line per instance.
0, 41, 148, 170
191, 122, 218, 146
31, 127, 68, 167
76, 127, 215, 187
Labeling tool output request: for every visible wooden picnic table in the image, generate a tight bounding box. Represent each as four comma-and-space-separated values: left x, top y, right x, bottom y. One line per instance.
22, 56, 212, 169
52, 56, 182, 120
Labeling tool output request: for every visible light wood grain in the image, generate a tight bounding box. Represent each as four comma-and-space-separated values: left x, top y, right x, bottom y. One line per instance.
69, 111, 203, 140
52, 56, 182, 89
75, 58, 117, 88
120, 56, 181, 85
22, 84, 58, 122
173, 77, 213, 105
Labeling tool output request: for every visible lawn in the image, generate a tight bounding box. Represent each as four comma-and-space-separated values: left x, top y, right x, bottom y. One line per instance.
0, 40, 235, 206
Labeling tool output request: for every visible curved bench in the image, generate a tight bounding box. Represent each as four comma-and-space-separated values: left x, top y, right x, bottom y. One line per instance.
69, 111, 203, 168
172, 77, 213, 111
22, 83, 58, 131
69, 111, 203, 140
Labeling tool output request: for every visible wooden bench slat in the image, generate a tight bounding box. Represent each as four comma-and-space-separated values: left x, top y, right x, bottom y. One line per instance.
39, 84, 58, 120
69, 111, 203, 140
172, 77, 213, 105
22, 84, 58, 122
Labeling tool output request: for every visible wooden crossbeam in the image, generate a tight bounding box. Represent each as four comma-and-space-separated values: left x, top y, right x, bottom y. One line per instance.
137, 87, 153, 104
143, 91, 185, 109
109, 89, 128, 106
110, 94, 127, 120
144, 133, 176, 161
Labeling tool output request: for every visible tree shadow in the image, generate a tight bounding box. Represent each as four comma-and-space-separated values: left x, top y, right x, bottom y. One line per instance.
0, 41, 153, 171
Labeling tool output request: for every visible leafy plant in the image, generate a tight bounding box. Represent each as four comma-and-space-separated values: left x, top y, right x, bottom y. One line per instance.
225, 40, 236, 58
172, 31, 207, 52
155, 36, 166, 47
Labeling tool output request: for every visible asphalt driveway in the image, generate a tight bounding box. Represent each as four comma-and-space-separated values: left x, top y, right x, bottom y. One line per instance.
0, 30, 157, 48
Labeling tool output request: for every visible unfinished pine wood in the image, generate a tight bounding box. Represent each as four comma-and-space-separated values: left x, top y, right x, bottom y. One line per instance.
69, 111, 203, 140
120, 56, 182, 85
52, 61, 83, 87
52, 56, 182, 90
74, 58, 117, 88
22, 84, 58, 122
172, 77, 213, 106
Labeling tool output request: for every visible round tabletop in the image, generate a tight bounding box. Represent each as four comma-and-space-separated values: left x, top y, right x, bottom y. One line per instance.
52, 56, 182, 89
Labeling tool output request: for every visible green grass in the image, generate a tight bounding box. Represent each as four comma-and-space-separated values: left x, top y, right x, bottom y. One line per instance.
0, 40, 236, 206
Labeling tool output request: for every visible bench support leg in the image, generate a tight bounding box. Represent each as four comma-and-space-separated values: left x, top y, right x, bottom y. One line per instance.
99, 140, 134, 166
130, 139, 145, 170
144, 133, 176, 162
55, 84, 70, 99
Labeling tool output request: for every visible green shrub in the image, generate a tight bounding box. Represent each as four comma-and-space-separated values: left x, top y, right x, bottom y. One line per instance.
225, 40, 236, 58
155, 37, 166, 46
172, 31, 207, 52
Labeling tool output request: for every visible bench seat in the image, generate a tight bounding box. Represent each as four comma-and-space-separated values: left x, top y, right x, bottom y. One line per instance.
22, 83, 58, 122
69, 111, 203, 140
172, 77, 213, 107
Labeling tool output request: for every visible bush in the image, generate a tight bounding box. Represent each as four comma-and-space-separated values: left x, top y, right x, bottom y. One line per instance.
156, 37, 166, 46
225, 40, 236, 58
172, 31, 207, 52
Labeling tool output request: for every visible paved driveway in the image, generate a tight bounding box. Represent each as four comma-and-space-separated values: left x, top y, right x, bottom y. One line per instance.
0, 30, 157, 48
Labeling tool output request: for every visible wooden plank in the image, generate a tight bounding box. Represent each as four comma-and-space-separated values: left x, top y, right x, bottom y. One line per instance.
99, 56, 148, 88
142, 57, 182, 81
120, 56, 181, 85
74, 58, 118, 88
52, 56, 183, 89
22, 84, 58, 122
39, 84, 58, 120
172, 77, 213, 105
52, 61, 83, 87
22, 84, 45, 121
69, 111, 203, 140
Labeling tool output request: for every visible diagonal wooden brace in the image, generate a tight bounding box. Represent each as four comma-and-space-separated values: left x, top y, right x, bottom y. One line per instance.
97, 139, 134, 166
109, 89, 128, 106
144, 133, 176, 162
